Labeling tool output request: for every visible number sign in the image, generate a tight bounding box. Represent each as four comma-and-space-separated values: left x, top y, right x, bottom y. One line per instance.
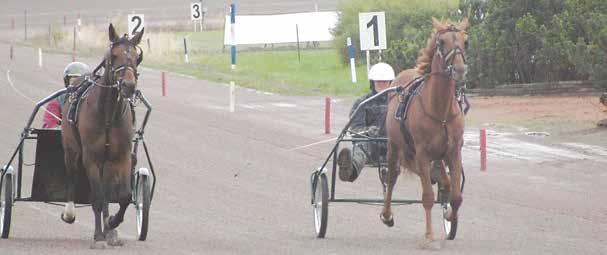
128, 14, 145, 36
358, 12, 387, 51
191, 3, 202, 21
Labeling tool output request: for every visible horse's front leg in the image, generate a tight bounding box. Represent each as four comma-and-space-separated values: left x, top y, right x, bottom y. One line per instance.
415, 153, 435, 244
445, 150, 464, 223
380, 142, 400, 227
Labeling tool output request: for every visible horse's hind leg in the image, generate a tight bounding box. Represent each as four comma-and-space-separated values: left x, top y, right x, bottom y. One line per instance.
108, 198, 130, 229
90, 199, 106, 249
61, 149, 79, 224
380, 142, 400, 227
104, 203, 124, 246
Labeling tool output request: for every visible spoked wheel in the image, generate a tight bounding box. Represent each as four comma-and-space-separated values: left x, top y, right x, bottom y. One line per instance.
135, 173, 151, 241
1, 173, 13, 239
312, 173, 328, 238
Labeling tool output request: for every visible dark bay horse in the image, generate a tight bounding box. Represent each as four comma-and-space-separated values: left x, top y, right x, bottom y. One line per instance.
61, 24, 144, 248
381, 18, 469, 246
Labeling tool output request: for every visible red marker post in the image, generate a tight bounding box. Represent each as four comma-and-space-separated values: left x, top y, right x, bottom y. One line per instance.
161, 72, 166, 96
324, 97, 331, 134
480, 128, 487, 171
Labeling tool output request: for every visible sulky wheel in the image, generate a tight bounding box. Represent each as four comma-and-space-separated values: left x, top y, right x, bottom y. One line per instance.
135, 172, 151, 241
442, 203, 458, 240
1, 172, 13, 239
312, 173, 328, 238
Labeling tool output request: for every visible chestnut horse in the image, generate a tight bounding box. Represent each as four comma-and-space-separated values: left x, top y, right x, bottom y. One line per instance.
381, 18, 469, 246
61, 24, 144, 248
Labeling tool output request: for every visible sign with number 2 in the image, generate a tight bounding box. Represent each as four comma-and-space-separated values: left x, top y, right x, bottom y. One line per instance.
128, 14, 145, 36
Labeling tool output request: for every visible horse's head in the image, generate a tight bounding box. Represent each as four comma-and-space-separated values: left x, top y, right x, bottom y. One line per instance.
431, 18, 469, 82
105, 23, 144, 99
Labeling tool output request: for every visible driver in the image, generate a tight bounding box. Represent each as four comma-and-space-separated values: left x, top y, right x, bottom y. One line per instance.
337, 63, 394, 182
42, 62, 89, 129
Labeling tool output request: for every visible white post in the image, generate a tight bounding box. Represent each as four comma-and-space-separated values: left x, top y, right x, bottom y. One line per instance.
366, 50, 371, 79
314, 1, 318, 12
229, 81, 235, 112
347, 37, 356, 83
378, 49, 382, 62
38, 48, 42, 67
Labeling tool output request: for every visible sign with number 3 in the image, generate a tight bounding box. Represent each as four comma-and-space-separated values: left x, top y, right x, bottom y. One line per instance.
191, 3, 202, 21
128, 14, 145, 36
359, 12, 387, 51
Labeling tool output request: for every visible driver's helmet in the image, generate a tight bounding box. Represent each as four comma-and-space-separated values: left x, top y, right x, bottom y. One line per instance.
63, 62, 89, 87
368, 63, 395, 81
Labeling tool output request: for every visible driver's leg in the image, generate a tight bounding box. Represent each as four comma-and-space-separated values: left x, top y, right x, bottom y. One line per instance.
338, 143, 367, 182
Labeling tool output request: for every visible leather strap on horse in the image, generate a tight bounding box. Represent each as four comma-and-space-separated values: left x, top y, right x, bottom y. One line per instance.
417, 93, 461, 157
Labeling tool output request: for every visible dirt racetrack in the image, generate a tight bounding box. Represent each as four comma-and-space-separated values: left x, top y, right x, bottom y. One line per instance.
1, 1, 607, 254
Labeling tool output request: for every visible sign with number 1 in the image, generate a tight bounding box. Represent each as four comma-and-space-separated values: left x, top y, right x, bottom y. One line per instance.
359, 12, 387, 51
128, 14, 145, 36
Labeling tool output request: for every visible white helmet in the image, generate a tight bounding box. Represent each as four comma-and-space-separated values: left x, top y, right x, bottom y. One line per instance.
368, 63, 395, 81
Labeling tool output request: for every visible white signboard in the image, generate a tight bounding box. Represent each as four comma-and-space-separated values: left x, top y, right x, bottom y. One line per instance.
223, 12, 338, 45
359, 12, 387, 51
191, 3, 202, 21
127, 14, 145, 36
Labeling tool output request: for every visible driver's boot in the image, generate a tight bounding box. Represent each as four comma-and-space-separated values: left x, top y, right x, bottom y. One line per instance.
337, 148, 365, 182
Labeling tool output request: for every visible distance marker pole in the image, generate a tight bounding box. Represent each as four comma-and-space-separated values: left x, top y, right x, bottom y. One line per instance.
347, 37, 357, 83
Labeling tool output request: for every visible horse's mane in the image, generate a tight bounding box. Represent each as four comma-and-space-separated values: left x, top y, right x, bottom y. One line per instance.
413, 32, 439, 75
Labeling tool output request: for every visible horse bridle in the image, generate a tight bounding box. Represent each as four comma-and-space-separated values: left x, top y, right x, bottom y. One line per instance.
100, 41, 143, 96
434, 26, 467, 78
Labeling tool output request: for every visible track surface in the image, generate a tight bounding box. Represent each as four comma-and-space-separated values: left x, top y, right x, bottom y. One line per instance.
1, 42, 606, 254
0, 2, 606, 254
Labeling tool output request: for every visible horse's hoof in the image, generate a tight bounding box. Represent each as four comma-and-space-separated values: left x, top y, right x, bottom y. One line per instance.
106, 230, 124, 247
109, 216, 122, 229
90, 241, 107, 249
380, 213, 394, 227
60, 213, 75, 224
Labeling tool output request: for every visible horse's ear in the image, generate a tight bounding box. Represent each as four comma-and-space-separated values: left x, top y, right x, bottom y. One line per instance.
108, 23, 119, 43
432, 17, 443, 30
457, 18, 470, 30
130, 28, 144, 46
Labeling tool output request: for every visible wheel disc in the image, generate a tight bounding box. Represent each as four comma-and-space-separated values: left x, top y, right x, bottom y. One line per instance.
136, 179, 144, 235
313, 180, 322, 233
442, 204, 451, 235
0, 180, 5, 231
